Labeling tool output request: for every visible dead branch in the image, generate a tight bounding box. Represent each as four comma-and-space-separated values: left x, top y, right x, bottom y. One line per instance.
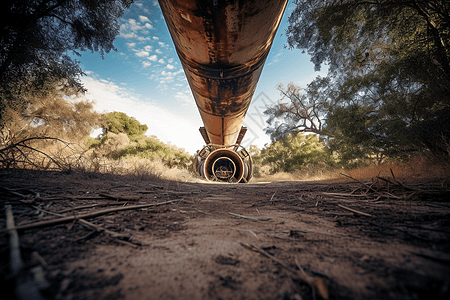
337, 204, 373, 217
322, 192, 371, 197
56, 203, 128, 214
340, 173, 378, 193
229, 212, 272, 221
1, 186, 29, 198
5, 205, 24, 277
193, 208, 211, 215
5, 205, 47, 300
0, 136, 77, 170
0, 136, 72, 153
270, 192, 276, 201
39, 196, 113, 201
35, 206, 142, 247
4, 200, 179, 232
98, 193, 141, 201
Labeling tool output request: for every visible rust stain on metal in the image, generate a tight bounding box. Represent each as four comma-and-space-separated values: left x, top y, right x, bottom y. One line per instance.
159, 0, 288, 146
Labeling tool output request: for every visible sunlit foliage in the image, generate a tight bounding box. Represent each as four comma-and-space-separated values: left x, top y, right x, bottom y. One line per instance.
258, 132, 331, 174
265, 0, 450, 164
0, 0, 134, 126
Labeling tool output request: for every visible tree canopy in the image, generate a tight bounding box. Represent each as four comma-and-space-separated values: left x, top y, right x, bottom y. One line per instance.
101, 112, 148, 137
264, 0, 450, 164
259, 132, 330, 173
0, 0, 134, 126
264, 78, 330, 141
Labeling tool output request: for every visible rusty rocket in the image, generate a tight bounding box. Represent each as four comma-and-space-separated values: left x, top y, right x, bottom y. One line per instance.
158, 0, 288, 182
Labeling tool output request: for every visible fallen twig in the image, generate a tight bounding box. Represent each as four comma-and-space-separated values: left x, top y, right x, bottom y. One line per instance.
235, 228, 260, 239
98, 193, 141, 201
248, 230, 259, 240
322, 192, 370, 197
240, 242, 329, 299
5, 205, 24, 277
270, 192, 276, 201
229, 212, 272, 221
6, 205, 47, 300
340, 173, 378, 193
56, 202, 128, 214
337, 204, 373, 217
193, 208, 211, 215
4, 200, 179, 232
1, 186, 28, 198
34, 206, 142, 247
0, 186, 36, 203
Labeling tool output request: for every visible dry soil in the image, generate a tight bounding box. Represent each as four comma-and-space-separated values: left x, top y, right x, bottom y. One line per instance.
1, 169, 449, 300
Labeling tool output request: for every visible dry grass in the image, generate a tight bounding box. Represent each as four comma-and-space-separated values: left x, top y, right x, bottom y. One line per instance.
343, 156, 449, 182
252, 156, 449, 184
0, 139, 199, 182
3, 137, 448, 184
252, 169, 341, 183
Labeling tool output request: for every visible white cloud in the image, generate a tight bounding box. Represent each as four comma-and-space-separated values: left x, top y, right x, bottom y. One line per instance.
128, 19, 142, 32
135, 50, 149, 57
142, 61, 152, 68
136, 36, 151, 42
144, 45, 153, 52
168, 58, 174, 63
148, 55, 158, 61
174, 91, 193, 105
135, 3, 149, 13
127, 42, 136, 48
161, 71, 174, 82
139, 15, 150, 23
158, 42, 166, 47
158, 58, 165, 64
120, 32, 139, 39
155, 49, 163, 54
174, 69, 184, 75
166, 64, 175, 70
152, 36, 159, 40
119, 18, 152, 40
81, 75, 202, 154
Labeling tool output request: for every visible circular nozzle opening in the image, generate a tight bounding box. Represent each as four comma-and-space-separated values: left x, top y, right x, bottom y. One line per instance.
202, 148, 244, 183
212, 157, 236, 180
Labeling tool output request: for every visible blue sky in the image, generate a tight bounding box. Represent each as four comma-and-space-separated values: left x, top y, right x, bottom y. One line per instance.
77, 0, 326, 154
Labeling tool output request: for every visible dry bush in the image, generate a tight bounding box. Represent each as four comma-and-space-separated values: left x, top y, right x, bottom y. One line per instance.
0, 137, 199, 182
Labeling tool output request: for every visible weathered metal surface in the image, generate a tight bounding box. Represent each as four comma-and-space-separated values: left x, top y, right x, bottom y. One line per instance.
158, 0, 288, 145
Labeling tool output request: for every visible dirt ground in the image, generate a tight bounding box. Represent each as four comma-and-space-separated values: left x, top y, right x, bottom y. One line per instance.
1, 169, 449, 300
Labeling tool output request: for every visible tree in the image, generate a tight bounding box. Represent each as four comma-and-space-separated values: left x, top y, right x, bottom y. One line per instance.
264, 77, 332, 141
0, 0, 134, 126
0, 85, 100, 169
259, 132, 330, 173
101, 112, 148, 137
271, 0, 450, 161
4, 86, 100, 142
88, 113, 192, 169
287, 0, 449, 78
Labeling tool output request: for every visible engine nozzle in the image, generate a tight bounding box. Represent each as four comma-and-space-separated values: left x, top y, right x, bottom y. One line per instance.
196, 146, 252, 183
